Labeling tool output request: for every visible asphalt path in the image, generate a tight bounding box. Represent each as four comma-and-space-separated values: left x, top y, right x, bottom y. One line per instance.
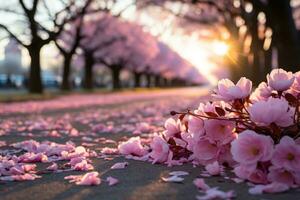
0, 88, 299, 200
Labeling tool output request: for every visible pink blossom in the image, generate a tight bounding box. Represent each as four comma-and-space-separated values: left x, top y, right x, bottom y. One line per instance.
233, 164, 257, 180
250, 82, 272, 102
22, 164, 36, 172
163, 118, 182, 139
72, 160, 94, 171
248, 182, 289, 195
47, 130, 61, 138
290, 71, 300, 94
0, 174, 41, 181
271, 136, 300, 172
249, 97, 294, 127
106, 176, 119, 186
193, 178, 210, 191
0, 141, 6, 147
268, 166, 295, 186
233, 163, 268, 184
214, 77, 252, 101
205, 161, 221, 176
68, 172, 101, 186
191, 139, 218, 165
267, 68, 295, 91
231, 130, 273, 165
149, 135, 169, 163
218, 144, 236, 167
136, 122, 151, 133
101, 147, 118, 155
19, 152, 48, 163
9, 166, 25, 175
69, 128, 80, 137
188, 115, 205, 139
197, 102, 218, 115
118, 137, 147, 156
204, 120, 236, 145
12, 140, 39, 152
247, 168, 268, 184
47, 163, 58, 171
69, 157, 85, 166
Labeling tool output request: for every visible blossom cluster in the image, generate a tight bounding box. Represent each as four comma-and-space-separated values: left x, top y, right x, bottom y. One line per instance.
118, 68, 300, 193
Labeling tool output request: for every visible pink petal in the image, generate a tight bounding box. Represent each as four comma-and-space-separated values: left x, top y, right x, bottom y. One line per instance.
196, 187, 235, 200
249, 182, 290, 195
47, 163, 58, 171
205, 161, 221, 176
193, 178, 210, 191
169, 171, 189, 176
161, 175, 184, 183
106, 176, 119, 186
110, 162, 128, 169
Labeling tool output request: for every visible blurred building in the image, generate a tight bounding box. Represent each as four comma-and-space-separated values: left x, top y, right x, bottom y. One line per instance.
0, 37, 24, 75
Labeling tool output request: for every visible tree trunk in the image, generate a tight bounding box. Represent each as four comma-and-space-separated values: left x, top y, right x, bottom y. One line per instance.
83, 54, 94, 90
248, 9, 262, 86
146, 74, 152, 88
154, 75, 161, 87
162, 78, 168, 87
61, 55, 72, 91
264, 48, 272, 76
269, 0, 300, 72
134, 72, 141, 88
112, 66, 121, 90
28, 47, 43, 93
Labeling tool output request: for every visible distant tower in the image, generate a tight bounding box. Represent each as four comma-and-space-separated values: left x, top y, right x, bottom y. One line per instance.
4, 37, 22, 74
5, 37, 22, 67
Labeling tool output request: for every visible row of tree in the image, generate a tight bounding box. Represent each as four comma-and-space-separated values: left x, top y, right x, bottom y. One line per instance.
139, 0, 300, 85
0, 0, 205, 93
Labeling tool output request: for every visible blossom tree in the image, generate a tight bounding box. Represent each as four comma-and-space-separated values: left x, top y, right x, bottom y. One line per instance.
56, 0, 134, 90
90, 15, 159, 89
79, 14, 126, 89
73, 10, 204, 89
54, 0, 93, 90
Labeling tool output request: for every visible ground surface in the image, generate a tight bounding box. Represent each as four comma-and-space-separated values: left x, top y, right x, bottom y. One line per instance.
0, 87, 299, 200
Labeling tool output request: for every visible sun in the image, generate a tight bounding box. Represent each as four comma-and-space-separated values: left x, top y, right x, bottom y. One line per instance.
213, 41, 229, 56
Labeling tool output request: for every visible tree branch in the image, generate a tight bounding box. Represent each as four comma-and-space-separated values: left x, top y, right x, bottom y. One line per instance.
19, 0, 30, 16
114, 1, 135, 17
0, 7, 25, 16
0, 24, 28, 47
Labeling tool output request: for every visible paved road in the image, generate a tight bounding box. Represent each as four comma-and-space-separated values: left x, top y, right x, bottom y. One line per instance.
0, 88, 299, 200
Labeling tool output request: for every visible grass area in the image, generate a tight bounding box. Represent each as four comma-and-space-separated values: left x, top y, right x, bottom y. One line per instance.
0, 87, 190, 103
0, 92, 60, 103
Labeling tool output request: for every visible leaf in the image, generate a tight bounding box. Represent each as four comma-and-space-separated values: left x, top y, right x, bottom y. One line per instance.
179, 114, 186, 121
284, 93, 298, 106
232, 99, 244, 110
215, 107, 225, 116
168, 138, 176, 146
205, 112, 218, 117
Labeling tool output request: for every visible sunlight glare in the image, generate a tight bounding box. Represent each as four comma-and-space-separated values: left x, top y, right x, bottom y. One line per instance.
213, 41, 229, 56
